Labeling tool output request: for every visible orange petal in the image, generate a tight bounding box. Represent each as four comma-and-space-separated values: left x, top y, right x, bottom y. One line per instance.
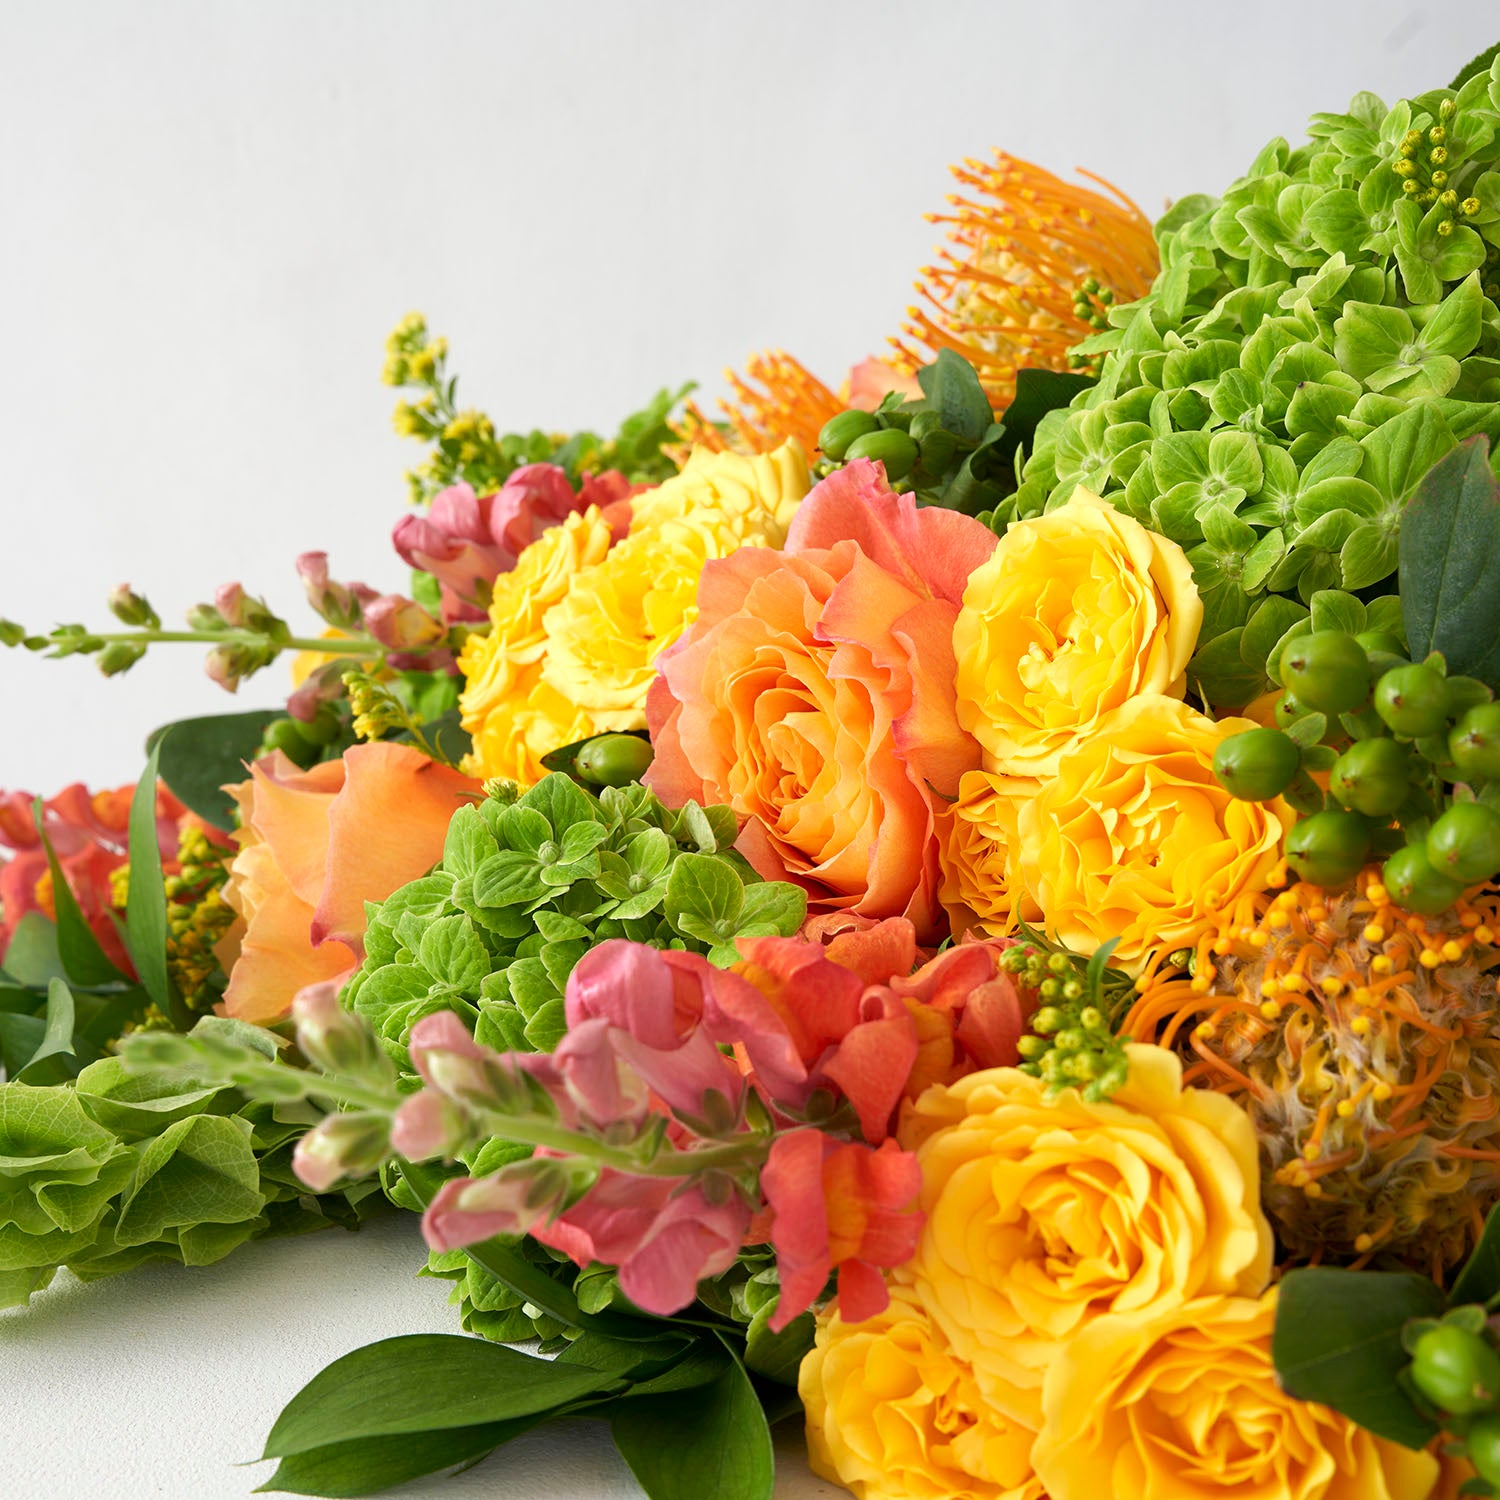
311, 743, 480, 954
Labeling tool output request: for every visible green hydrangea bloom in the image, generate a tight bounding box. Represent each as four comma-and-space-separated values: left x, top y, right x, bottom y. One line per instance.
1005, 57, 1500, 706
342, 773, 806, 1061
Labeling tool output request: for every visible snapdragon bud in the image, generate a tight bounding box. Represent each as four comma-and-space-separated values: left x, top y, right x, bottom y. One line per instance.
292, 981, 393, 1086
97, 640, 147, 677
107, 584, 160, 629
292, 1111, 392, 1192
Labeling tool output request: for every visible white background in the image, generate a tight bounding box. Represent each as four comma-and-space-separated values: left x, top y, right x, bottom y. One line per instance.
2, 0, 1496, 795
1, 3, 1497, 1498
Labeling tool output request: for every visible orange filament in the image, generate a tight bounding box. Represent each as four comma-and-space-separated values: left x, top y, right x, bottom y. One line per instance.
889, 152, 1159, 404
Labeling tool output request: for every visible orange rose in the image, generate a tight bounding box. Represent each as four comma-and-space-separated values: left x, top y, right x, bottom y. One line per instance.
646, 461, 997, 942
217, 744, 478, 1022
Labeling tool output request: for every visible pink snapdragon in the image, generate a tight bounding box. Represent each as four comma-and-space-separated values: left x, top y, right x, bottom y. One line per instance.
391, 466, 638, 623
762, 1129, 922, 1329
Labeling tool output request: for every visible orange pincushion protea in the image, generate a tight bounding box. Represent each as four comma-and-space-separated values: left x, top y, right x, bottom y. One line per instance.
674, 350, 846, 460
890, 151, 1159, 405
1121, 869, 1500, 1280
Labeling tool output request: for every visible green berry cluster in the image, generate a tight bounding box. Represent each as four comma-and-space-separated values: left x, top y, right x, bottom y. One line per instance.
1405, 1309, 1500, 1493
1006, 940, 1130, 1102
1213, 621, 1500, 913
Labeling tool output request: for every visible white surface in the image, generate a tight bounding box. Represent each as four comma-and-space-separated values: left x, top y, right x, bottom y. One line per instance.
2, 0, 1496, 793
0, 1210, 841, 1500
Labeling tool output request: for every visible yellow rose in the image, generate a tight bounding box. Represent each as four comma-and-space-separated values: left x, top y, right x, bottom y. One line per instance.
458, 505, 614, 782
1033, 1292, 1440, 1500
896, 1044, 1272, 1425
1003, 693, 1289, 968
800, 1285, 1043, 1500
953, 486, 1201, 777
938, 768, 1038, 936
541, 441, 810, 726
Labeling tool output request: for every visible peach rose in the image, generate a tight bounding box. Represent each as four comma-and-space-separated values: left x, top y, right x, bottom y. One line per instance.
953, 487, 1201, 778
647, 461, 997, 943
800, 1285, 1043, 1500
937, 769, 1039, 938
895, 1044, 1273, 1426
1000, 694, 1290, 967
1033, 1292, 1440, 1500
218, 744, 478, 1022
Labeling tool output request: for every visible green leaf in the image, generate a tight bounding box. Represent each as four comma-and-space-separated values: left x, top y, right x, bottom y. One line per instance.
416, 915, 489, 994
13, 978, 78, 1084
113, 1112, 265, 1248
1453, 1202, 1500, 1308
0, 913, 64, 988
125, 744, 182, 1026
149, 710, 280, 830
1272, 1267, 1444, 1449
734, 882, 806, 940
995, 369, 1094, 461
1400, 436, 1500, 688
256, 1419, 544, 1496
73, 1054, 224, 1140
743, 1302, 815, 1386
1309, 590, 1366, 637
611, 1338, 774, 1500
916, 349, 994, 445
262, 1334, 624, 1459
32, 803, 127, 989
666, 853, 745, 947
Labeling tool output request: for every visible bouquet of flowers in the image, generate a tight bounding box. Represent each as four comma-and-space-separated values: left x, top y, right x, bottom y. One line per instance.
7, 37, 1500, 1500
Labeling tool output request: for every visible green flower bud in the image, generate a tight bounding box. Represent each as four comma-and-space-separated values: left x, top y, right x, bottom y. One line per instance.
575, 733, 655, 788
843, 428, 919, 481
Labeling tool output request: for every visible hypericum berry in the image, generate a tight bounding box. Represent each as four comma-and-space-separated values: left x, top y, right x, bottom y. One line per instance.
1450, 703, 1500, 781
574, 733, 655, 788
1374, 663, 1451, 738
1466, 1410, 1500, 1486
843, 428, 919, 480
261, 717, 319, 769
1281, 632, 1371, 715
1382, 843, 1467, 916
1355, 630, 1405, 658
1285, 810, 1370, 889
1274, 693, 1315, 732
816, 409, 879, 460
1426, 801, 1500, 885
1328, 738, 1412, 818
1409, 1323, 1500, 1415
1213, 728, 1301, 802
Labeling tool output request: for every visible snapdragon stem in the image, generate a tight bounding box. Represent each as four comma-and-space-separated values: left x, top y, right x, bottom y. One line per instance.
86, 629, 389, 656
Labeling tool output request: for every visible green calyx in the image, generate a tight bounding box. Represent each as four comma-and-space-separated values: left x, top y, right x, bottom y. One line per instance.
1005, 55, 1500, 710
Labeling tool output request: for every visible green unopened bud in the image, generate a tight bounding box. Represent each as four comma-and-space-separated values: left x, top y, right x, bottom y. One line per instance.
1016, 1035, 1048, 1060
1430, 146, 1448, 165
1032, 1007, 1064, 1035
107, 584, 160, 629
1054, 1028, 1086, 1054
1428, 125, 1447, 145
97, 640, 147, 677
1039, 978, 1063, 1000
1080, 1006, 1106, 1033
1047, 952, 1070, 974
1401, 178, 1420, 194
1063, 1052, 1097, 1081
1437, 219, 1454, 236
1061, 978, 1084, 1002
185, 602, 225, 631
1440, 98, 1457, 120
1463, 197, 1481, 216
1432, 170, 1449, 188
